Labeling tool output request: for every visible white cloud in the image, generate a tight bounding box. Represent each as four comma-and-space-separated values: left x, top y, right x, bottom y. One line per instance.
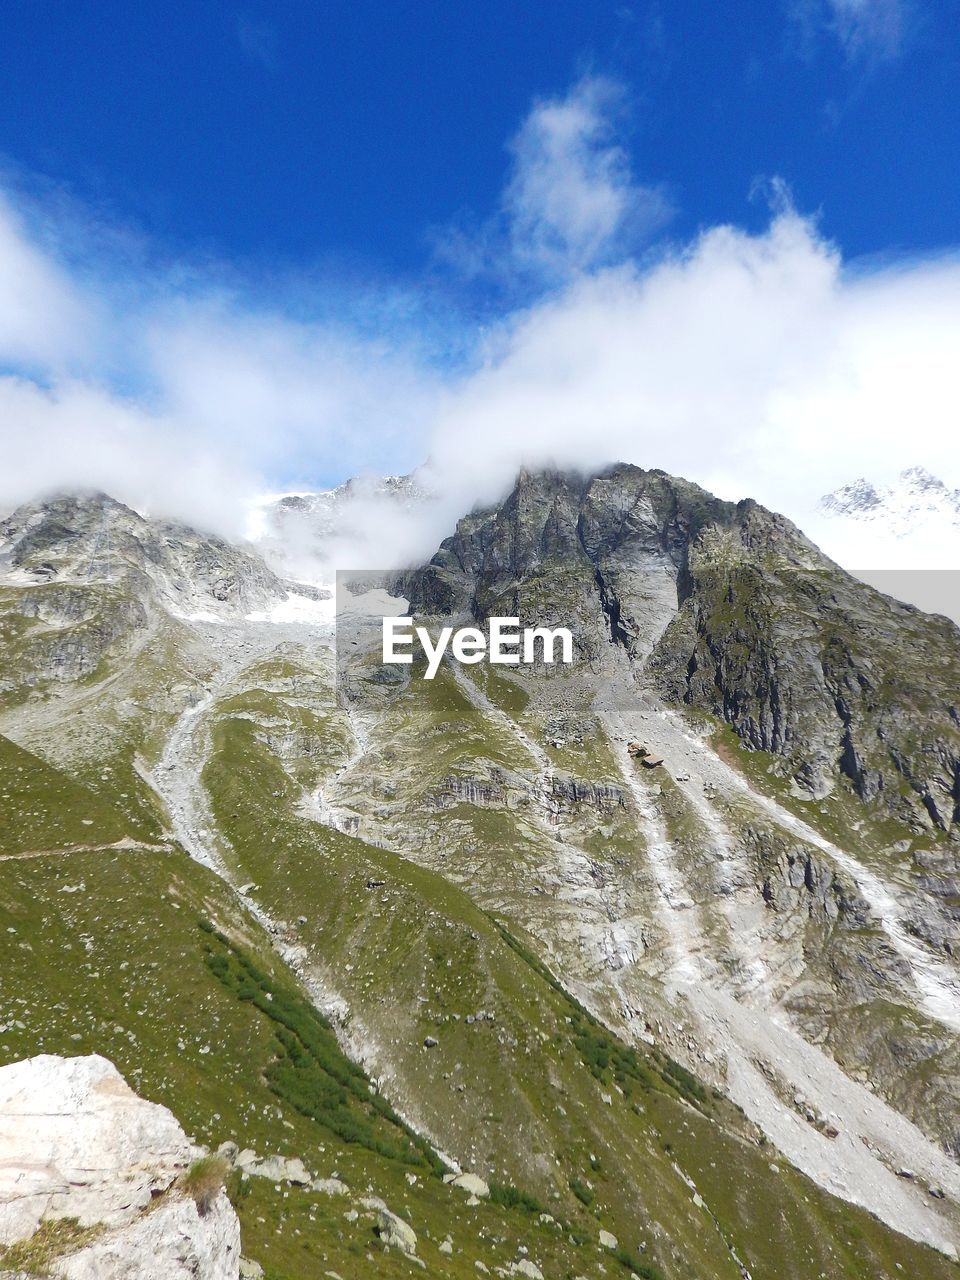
0, 196, 95, 370
796, 0, 907, 62
421, 212, 960, 567
0, 376, 258, 532
830, 0, 905, 59
436, 76, 671, 286
0, 79, 959, 576
0, 198, 441, 538
503, 76, 671, 279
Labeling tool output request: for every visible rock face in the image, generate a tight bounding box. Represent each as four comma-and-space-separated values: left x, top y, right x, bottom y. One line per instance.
56, 1194, 239, 1280
648, 498, 960, 828
0, 1055, 240, 1280
0, 492, 318, 699
405, 463, 960, 831
0, 492, 286, 619
403, 465, 726, 664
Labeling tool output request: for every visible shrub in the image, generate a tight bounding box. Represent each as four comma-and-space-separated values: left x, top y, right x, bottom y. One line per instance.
569, 1177, 594, 1207
198, 922, 447, 1178
182, 1155, 230, 1215
615, 1246, 664, 1279
489, 1182, 544, 1214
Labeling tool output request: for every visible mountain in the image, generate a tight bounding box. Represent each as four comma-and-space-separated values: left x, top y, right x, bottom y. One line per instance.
819, 467, 960, 531
803, 467, 960, 623
3, 469, 960, 1279
405, 465, 960, 827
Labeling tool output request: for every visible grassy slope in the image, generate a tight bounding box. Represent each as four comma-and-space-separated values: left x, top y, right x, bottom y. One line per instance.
0, 739, 657, 1280
2, 602, 958, 1279
197, 663, 960, 1280
0, 732, 133, 852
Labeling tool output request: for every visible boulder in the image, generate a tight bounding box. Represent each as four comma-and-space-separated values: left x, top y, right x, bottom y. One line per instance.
598, 1230, 618, 1250
56, 1194, 239, 1280
0, 1054, 192, 1243
451, 1173, 490, 1198
248, 1155, 311, 1185
510, 1261, 543, 1280
377, 1207, 417, 1254
311, 1178, 349, 1197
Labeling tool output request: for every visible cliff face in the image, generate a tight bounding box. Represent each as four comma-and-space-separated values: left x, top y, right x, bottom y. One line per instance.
406, 463, 960, 832
403, 465, 735, 664
0, 1055, 240, 1280
648, 499, 960, 830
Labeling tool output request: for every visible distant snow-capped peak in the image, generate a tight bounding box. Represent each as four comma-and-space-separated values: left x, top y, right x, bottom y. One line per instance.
818, 466, 960, 532
804, 466, 960, 620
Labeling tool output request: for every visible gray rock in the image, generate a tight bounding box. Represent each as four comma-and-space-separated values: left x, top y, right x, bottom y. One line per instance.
451, 1173, 489, 1198
312, 1178, 349, 1197
377, 1207, 417, 1254
248, 1155, 311, 1185
510, 1261, 544, 1280
0, 1054, 240, 1280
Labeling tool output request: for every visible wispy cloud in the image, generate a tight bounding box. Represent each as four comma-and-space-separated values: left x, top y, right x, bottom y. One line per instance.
435, 76, 672, 288
1, 77, 959, 572
829, 0, 906, 60
0, 192, 440, 534
0, 194, 94, 370
791, 0, 908, 63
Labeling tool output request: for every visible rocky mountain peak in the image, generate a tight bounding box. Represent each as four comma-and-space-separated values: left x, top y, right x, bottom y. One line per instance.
402, 462, 960, 831
0, 489, 294, 620
819, 467, 960, 528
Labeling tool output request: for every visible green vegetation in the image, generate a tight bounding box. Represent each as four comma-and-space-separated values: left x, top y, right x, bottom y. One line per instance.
568, 1176, 594, 1207
0, 733, 133, 853
0, 1217, 104, 1275
494, 922, 709, 1111
201, 921, 445, 1174
616, 1244, 664, 1280
488, 1182, 544, 1215
181, 1154, 230, 1215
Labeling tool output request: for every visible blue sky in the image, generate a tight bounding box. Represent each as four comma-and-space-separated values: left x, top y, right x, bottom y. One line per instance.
2, 1, 957, 273
0, 0, 959, 556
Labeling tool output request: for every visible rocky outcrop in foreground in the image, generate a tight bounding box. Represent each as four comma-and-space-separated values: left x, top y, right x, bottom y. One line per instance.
0, 1055, 240, 1280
